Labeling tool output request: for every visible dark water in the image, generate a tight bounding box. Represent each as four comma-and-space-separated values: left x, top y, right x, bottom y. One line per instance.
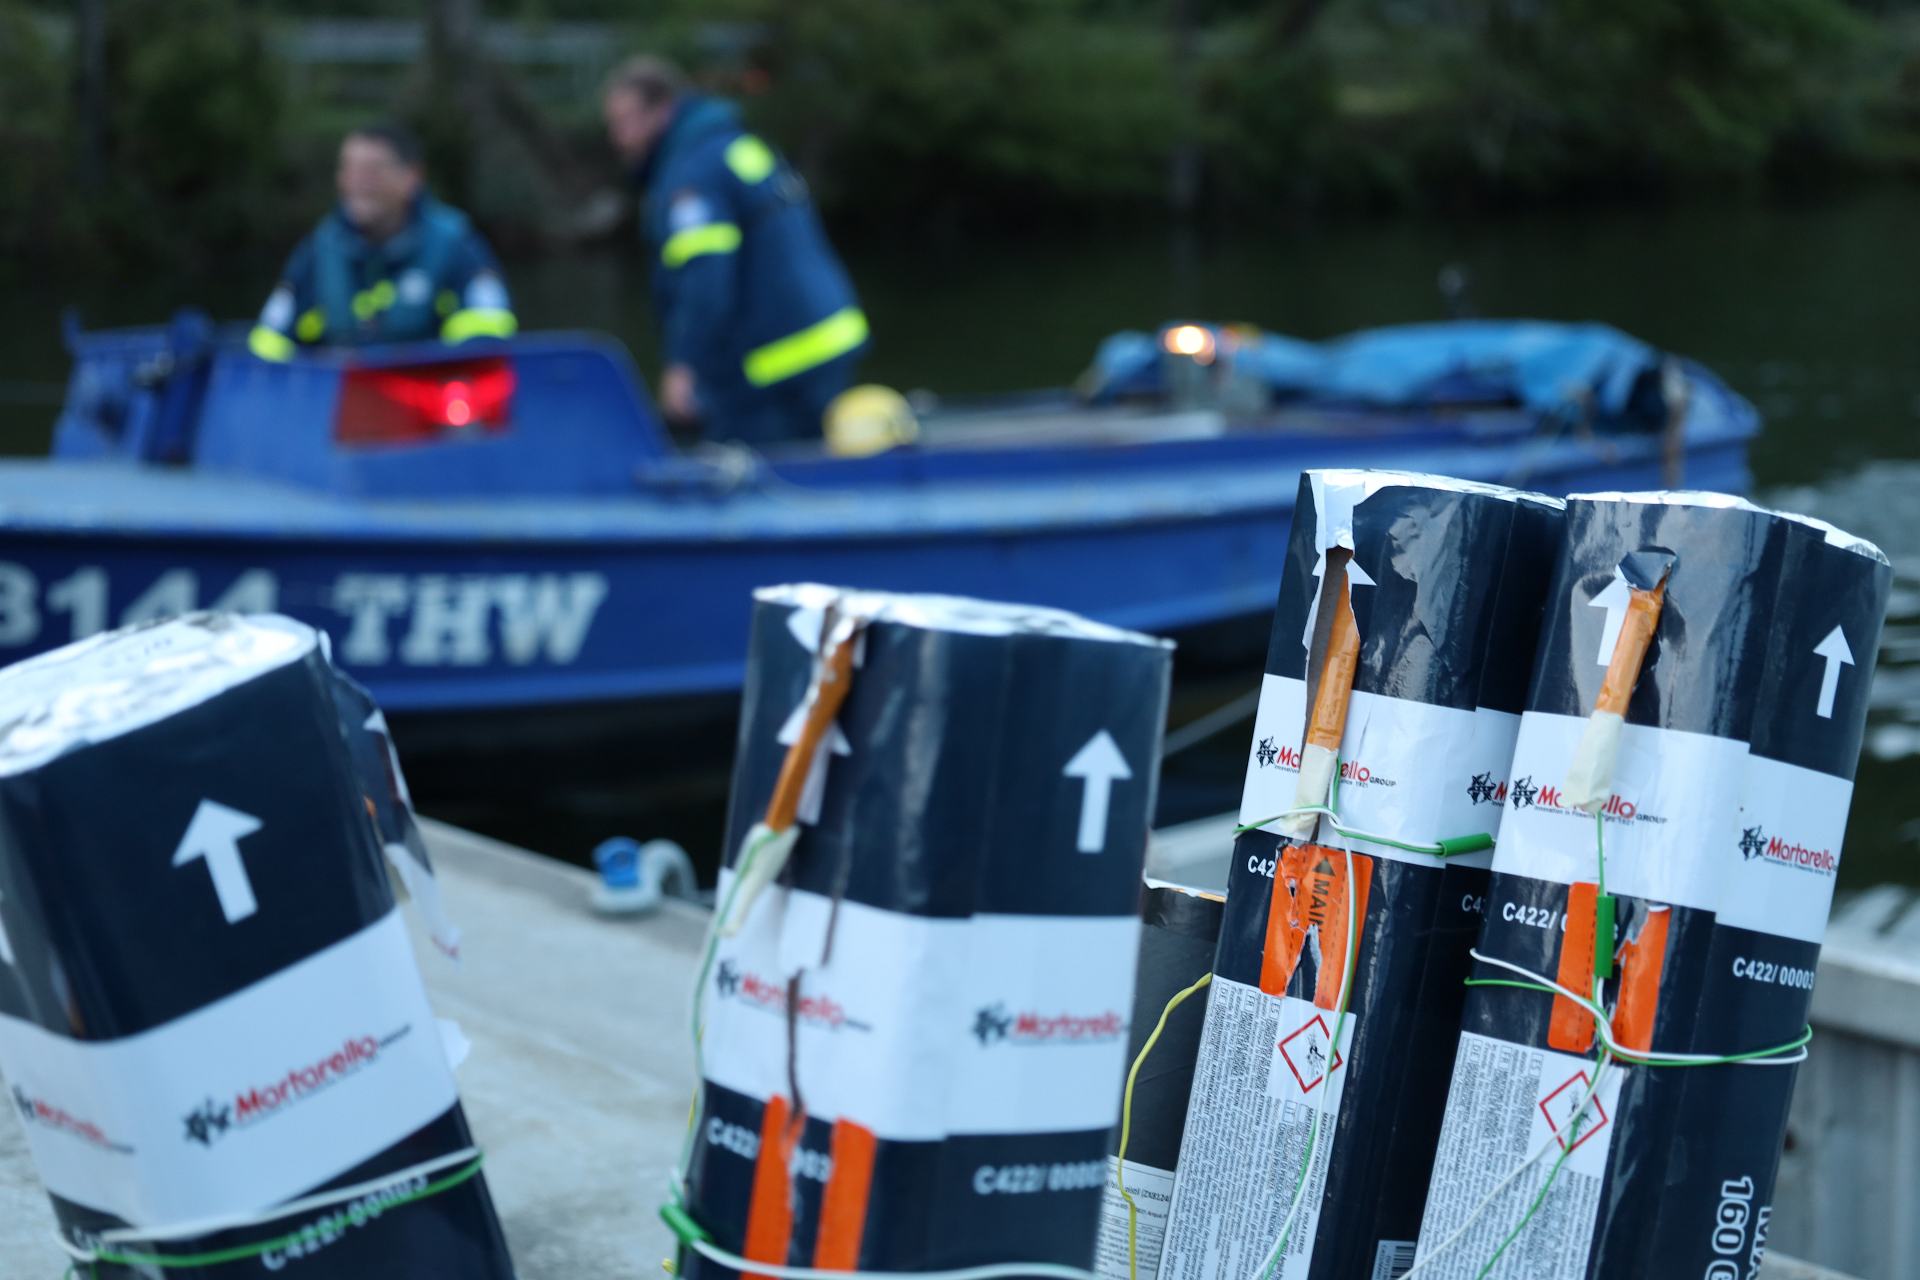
3, 187, 1917, 886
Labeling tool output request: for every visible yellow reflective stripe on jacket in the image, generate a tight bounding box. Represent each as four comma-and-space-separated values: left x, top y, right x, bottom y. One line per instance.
352, 280, 397, 321
294, 308, 326, 342
743, 307, 869, 387
442, 307, 518, 343
724, 135, 776, 184
248, 325, 295, 362
661, 222, 742, 268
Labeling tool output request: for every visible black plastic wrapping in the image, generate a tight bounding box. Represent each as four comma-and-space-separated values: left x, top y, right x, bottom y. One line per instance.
0, 613, 514, 1278
1092, 882, 1225, 1279
1160, 471, 1565, 1280
683, 585, 1174, 1275
1417, 494, 1891, 1280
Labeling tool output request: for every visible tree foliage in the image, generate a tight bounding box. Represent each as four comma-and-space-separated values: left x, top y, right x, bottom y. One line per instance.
0, 3, 70, 248
3, 0, 1918, 258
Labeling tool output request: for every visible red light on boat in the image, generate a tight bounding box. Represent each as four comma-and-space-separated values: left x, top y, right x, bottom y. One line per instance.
443, 383, 474, 426
336, 358, 514, 445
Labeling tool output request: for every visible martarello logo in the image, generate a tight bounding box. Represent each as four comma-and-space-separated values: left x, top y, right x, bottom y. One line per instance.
1508, 775, 1659, 825
1466, 772, 1509, 806
713, 960, 869, 1032
183, 1027, 410, 1147
1738, 825, 1837, 876
13, 1085, 134, 1155
1253, 738, 1391, 788
1255, 737, 1301, 771
971, 1002, 1124, 1047
1337, 758, 1394, 789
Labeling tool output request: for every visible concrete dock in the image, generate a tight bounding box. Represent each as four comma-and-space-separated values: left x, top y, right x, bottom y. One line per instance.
0, 817, 1870, 1278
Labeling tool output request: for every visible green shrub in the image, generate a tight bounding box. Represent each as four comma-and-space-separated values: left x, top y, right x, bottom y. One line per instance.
102, 0, 290, 258
0, 4, 70, 247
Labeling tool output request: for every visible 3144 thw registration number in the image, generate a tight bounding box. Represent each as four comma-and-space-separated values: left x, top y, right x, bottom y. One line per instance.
0, 563, 610, 669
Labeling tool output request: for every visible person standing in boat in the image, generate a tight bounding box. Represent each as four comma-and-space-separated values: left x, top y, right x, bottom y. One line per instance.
247, 124, 517, 361
602, 56, 869, 446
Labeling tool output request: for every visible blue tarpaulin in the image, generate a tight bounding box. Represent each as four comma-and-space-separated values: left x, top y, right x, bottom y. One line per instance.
1088, 320, 1667, 425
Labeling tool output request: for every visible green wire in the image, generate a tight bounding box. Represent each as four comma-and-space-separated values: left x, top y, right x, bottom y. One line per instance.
1236, 755, 1486, 1280
674, 826, 778, 1200
1115, 971, 1214, 1280
1261, 966, 1355, 1280
1255, 761, 1363, 1280
1607, 1025, 1813, 1068
1232, 815, 1478, 857
1461, 982, 1812, 1068
79, 1156, 485, 1269
1235, 754, 1495, 858
1461, 797, 1807, 1276
1594, 811, 1607, 898
1472, 1052, 1613, 1280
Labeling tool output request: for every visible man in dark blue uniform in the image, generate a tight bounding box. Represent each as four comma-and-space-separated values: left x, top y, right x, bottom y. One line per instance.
603, 57, 868, 446
249, 124, 516, 361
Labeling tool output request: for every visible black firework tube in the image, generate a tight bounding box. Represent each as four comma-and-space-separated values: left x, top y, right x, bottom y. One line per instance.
681, 585, 1173, 1275
0, 613, 514, 1278
1414, 494, 1890, 1280
1630, 511, 1890, 1279
1093, 882, 1226, 1280
1158, 470, 1564, 1280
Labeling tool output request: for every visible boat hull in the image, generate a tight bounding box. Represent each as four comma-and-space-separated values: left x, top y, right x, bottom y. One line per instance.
0, 427, 1749, 715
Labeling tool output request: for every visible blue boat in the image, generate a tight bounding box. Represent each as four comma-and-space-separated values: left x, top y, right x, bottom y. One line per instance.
0, 316, 1755, 738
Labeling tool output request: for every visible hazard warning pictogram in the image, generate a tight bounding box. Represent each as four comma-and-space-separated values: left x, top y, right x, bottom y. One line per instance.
1538, 1070, 1610, 1153
1277, 1015, 1345, 1094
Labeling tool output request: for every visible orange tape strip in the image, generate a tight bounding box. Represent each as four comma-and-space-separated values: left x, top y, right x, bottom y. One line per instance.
1259, 860, 1307, 997
1306, 575, 1361, 753
812, 1119, 878, 1269
1610, 908, 1671, 1054
1305, 845, 1371, 1011
1259, 844, 1373, 1009
742, 1096, 796, 1275
1549, 883, 1599, 1053
1595, 583, 1666, 716
767, 636, 858, 831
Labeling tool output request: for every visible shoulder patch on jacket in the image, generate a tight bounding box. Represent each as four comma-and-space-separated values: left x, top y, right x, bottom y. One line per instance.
724, 135, 777, 185
464, 272, 510, 310
669, 191, 715, 230
260, 286, 295, 331
399, 268, 433, 306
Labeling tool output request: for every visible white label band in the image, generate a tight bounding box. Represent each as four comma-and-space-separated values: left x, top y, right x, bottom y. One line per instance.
0, 910, 457, 1229
1494, 711, 1856, 942
1494, 712, 1747, 912
706, 878, 1141, 1141
1240, 675, 1519, 869
1095, 1157, 1175, 1280
1721, 754, 1853, 943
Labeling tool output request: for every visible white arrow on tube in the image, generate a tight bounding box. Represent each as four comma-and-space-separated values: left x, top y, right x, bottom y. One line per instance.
1065, 731, 1133, 854
1589, 570, 1631, 666
1813, 625, 1854, 720
172, 800, 263, 924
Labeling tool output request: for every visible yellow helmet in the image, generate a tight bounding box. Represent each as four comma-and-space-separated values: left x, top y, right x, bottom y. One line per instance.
824, 384, 919, 457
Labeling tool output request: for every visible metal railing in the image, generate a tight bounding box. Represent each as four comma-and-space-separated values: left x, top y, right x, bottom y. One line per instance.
1772, 885, 1920, 1279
